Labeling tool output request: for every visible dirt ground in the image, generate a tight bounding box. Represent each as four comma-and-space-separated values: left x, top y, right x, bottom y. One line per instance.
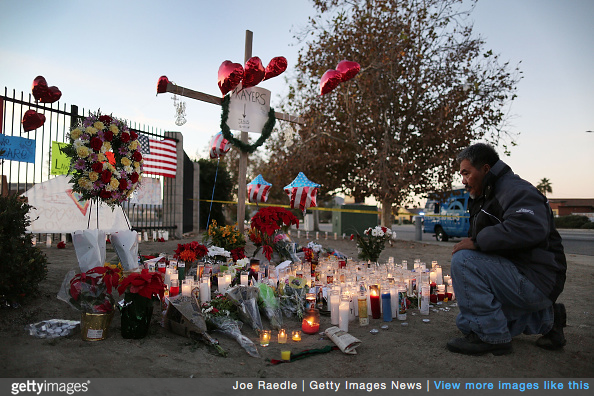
0, 233, 592, 379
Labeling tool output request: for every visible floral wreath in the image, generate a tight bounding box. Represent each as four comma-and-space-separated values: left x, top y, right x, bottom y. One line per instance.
64, 112, 143, 207
219, 94, 276, 153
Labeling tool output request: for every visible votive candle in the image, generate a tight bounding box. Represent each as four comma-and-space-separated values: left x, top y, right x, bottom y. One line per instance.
291, 330, 302, 342
260, 330, 271, 347
277, 329, 287, 344
281, 350, 291, 361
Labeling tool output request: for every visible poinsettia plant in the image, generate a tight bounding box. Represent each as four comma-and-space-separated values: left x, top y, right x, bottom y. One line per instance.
69, 265, 121, 313
249, 206, 299, 261
117, 269, 166, 300
173, 241, 208, 263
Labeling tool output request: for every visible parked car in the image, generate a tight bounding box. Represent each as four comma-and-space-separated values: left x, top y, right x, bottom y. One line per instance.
422, 188, 470, 241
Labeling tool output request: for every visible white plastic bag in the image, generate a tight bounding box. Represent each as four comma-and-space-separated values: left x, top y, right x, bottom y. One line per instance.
111, 230, 139, 271
71, 229, 106, 272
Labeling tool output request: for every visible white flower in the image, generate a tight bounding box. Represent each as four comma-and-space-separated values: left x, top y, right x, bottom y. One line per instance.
236, 257, 250, 268
208, 246, 230, 257
307, 242, 323, 252
371, 228, 380, 237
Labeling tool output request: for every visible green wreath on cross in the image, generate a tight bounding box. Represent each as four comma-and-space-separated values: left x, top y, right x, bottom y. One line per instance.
219, 93, 276, 154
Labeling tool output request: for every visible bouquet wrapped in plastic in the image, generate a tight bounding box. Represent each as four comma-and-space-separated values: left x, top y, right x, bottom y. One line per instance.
256, 281, 283, 329
279, 276, 309, 319
203, 303, 260, 358
225, 285, 263, 333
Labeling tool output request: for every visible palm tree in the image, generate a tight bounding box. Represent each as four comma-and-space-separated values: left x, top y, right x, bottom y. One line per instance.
536, 178, 553, 196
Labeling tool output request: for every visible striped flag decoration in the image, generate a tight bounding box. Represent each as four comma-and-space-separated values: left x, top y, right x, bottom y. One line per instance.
284, 172, 320, 213
247, 174, 272, 203
142, 137, 177, 178
210, 132, 231, 159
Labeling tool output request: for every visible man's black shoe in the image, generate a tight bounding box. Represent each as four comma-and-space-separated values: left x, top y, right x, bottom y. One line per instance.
447, 332, 512, 356
536, 303, 567, 350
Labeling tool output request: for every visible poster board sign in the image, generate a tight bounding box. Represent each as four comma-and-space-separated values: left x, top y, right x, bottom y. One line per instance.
50, 141, 70, 175
130, 176, 162, 205
226, 86, 271, 133
0, 135, 35, 163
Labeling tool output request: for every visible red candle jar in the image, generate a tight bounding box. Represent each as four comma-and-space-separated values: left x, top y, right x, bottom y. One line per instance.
302, 309, 320, 334
369, 285, 381, 319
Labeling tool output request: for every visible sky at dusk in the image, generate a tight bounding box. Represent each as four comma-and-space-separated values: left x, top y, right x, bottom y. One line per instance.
0, 0, 592, 199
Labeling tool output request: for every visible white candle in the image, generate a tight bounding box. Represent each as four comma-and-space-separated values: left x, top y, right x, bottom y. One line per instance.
240, 273, 249, 287
224, 273, 232, 292
199, 282, 210, 303
436, 266, 443, 285
339, 299, 350, 332
61, 234, 66, 243
143, 232, 149, 242
31, 235, 37, 246
390, 286, 398, 319
334, 232, 337, 240
430, 270, 437, 284
316, 232, 319, 240
164, 230, 169, 241
330, 291, 340, 325
46, 234, 52, 247
182, 280, 192, 297
137, 233, 142, 243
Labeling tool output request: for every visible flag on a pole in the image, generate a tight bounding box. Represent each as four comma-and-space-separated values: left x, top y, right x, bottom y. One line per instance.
142, 137, 177, 178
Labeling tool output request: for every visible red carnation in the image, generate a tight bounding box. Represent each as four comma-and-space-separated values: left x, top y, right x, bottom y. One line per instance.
120, 132, 131, 143
119, 179, 129, 191
99, 190, 112, 200
103, 130, 113, 142
130, 172, 139, 183
130, 131, 138, 140
132, 151, 143, 162
90, 137, 103, 151
99, 115, 112, 124
91, 162, 104, 173
101, 170, 112, 183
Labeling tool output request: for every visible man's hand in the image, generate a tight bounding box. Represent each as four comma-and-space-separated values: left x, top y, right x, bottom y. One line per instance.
452, 237, 476, 255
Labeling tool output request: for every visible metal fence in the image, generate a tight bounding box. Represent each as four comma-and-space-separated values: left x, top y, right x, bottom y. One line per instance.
0, 87, 179, 236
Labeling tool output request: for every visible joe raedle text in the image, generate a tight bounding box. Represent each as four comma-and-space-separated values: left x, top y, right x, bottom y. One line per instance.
232, 380, 422, 392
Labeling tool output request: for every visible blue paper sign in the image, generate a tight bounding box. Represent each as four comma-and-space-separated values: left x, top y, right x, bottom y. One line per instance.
0, 135, 36, 163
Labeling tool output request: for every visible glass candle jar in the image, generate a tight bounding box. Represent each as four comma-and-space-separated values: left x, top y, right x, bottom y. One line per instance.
260, 330, 271, 347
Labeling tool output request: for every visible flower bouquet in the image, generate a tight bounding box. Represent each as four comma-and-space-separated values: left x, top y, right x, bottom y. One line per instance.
256, 281, 283, 329
174, 241, 208, 263
249, 206, 299, 262
279, 276, 309, 319
201, 293, 260, 358
225, 285, 263, 333
64, 112, 143, 207
351, 226, 394, 263
117, 269, 166, 339
203, 220, 246, 261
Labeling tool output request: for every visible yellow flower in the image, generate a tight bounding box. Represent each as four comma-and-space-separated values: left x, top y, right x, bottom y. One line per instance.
128, 140, 139, 150
101, 142, 111, 153
76, 146, 90, 158
70, 128, 82, 140
110, 178, 120, 190
78, 178, 92, 190
93, 121, 105, 130
88, 171, 99, 182
110, 124, 119, 134
86, 126, 97, 135
97, 153, 107, 162
121, 157, 132, 167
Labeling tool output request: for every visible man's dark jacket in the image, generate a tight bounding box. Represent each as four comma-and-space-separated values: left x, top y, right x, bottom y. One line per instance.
468, 160, 566, 302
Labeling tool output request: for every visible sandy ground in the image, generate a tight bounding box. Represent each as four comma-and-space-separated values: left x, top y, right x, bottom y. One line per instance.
0, 234, 592, 379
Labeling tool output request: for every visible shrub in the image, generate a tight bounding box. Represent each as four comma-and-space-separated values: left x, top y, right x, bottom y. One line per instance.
0, 194, 48, 304
554, 214, 592, 229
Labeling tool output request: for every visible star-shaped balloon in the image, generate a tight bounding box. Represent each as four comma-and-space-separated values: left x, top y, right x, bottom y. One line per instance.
247, 174, 272, 203
284, 172, 320, 213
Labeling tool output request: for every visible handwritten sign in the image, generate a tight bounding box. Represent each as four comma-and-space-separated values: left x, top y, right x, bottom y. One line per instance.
226, 86, 271, 133
50, 141, 71, 175
0, 135, 35, 163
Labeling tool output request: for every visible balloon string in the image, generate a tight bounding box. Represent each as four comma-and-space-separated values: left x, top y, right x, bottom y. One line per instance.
206, 158, 220, 229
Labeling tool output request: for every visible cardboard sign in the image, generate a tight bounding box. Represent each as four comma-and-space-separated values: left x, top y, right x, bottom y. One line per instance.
0, 135, 35, 163
226, 86, 271, 133
50, 141, 70, 175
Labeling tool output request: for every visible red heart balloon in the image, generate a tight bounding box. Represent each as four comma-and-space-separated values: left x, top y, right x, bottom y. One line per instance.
336, 60, 360, 83
32, 76, 49, 102
242, 56, 265, 89
218, 60, 244, 95
157, 75, 170, 94
22, 110, 46, 132
319, 69, 343, 95
263, 56, 288, 81
39, 86, 62, 103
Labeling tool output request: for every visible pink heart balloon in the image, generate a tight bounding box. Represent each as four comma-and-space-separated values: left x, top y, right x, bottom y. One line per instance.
156, 75, 170, 94
218, 60, 244, 95
22, 109, 46, 132
336, 60, 360, 83
242, 56, 265, 89
32, 76, 49, 102
319, 69, 343, 95
263, 56, 288, 81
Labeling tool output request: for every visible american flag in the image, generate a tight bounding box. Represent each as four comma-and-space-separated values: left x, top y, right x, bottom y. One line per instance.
247, 174, 272, 203
140, 134, 177, 178
284, 172, 320, 212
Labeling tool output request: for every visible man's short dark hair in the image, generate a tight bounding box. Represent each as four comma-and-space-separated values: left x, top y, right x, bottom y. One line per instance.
457, 143, 500, 169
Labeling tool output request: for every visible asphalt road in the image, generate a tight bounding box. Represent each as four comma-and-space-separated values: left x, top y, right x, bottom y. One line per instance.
317, 223, 594, 256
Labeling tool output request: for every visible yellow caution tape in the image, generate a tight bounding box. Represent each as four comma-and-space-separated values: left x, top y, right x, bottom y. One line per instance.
196, 199, 382, 214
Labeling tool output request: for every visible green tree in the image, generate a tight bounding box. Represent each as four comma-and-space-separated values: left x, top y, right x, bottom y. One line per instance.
268, 0, 521, 226
536, 178, 553, 196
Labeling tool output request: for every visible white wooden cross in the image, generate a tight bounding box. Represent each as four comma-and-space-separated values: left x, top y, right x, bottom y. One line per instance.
163, 30, 304, 232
